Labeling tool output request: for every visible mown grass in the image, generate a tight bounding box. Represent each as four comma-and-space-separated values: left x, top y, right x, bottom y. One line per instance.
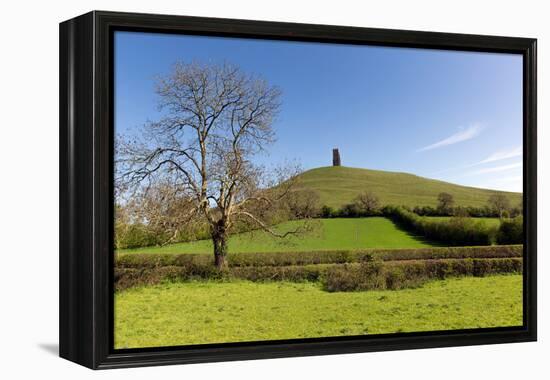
118, 217, 437, 254
115, 275, 522, 348
297, 166, 521, 209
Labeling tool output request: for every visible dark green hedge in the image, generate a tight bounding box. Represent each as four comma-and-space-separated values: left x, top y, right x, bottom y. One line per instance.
497, 216, 523, 244
114, 264, 332, 291
115, 257, 523, 291
116, 245, 522, 269
322, 258, 523, 292
384, 206, 498, 246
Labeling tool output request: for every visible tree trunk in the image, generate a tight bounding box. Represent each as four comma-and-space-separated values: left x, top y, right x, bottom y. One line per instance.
212, 221, 228, 270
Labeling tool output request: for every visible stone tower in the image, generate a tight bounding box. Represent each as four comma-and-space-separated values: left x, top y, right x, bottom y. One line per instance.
332, 148, 341, 166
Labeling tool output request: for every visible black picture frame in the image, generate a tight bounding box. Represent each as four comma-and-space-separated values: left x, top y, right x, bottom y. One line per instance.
59, 10, 537, 369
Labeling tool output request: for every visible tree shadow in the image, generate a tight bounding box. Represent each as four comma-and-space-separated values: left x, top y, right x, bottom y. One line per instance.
387, 218, 443, 247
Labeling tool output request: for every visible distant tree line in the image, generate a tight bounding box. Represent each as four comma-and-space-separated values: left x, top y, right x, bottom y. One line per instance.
320, 192, 522, 219
116, 186, 523, 249
413, 193, 522, 218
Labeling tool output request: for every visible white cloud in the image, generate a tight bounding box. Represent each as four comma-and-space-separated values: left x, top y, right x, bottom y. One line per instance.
470, 162, 522, 175
429, 144, 523, 177
417, 124, 483, 152
467, 145, 522, 167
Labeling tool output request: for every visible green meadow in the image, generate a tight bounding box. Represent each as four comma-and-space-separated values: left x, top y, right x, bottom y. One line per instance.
115, 275, 522, 348
114, 167, 520, 349
118, 217, 437, 255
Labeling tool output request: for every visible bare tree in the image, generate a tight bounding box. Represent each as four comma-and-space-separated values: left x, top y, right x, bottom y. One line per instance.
354, 191, 380, 214
487, 193, 511, 218
116, 62, 305, 268
285, 189, 321, 219
511, 199, 523, 218
437, 192, 454, 214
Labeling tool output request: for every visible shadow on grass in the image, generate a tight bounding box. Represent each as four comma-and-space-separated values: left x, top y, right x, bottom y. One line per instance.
387, 218, 444, 247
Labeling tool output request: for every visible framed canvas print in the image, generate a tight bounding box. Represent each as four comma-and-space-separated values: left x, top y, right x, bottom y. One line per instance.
59, 11, 537, 369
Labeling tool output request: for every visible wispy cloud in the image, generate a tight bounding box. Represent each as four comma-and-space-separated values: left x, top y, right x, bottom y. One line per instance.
417, 124, 483, 152
467, 145, 522, 167
470, 162, 522, 175
429, 145, 523, 177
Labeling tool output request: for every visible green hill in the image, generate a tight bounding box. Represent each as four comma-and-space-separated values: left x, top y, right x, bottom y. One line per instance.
296, 166, 522, 209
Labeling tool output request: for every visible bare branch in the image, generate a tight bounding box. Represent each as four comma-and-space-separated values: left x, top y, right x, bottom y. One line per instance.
234, 211, 306, 238
115, 61, 302, 266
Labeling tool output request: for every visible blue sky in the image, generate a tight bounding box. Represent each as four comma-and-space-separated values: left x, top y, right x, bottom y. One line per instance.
115, 31, 523, 192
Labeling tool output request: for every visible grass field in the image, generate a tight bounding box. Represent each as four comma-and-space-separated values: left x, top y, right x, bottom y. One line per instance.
118, 217, 437, 254
114, 275, 522, 348
422, 216, 501, 228
296, 166, 521, 209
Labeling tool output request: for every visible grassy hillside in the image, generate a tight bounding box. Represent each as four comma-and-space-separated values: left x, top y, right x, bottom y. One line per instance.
118, 218, 436, 254
296, 166, 522, 209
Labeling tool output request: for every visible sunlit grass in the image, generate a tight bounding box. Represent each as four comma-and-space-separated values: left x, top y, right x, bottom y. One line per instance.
117, 217, 437, 254
115, 275, 522, 349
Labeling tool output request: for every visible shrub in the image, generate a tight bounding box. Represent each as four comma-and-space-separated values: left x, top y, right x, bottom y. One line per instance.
284, 189, 321, 219
376, 263, 429, 290
322, 265, 361, 292
497, 216, 523, 244
353, 191, 382, 215
320, 205, 336, 218
115, 223, 163, 249
323, 261, 386, 292
339, 203, 361, 217
413, 205, 440, 216
115, 221, 212, 249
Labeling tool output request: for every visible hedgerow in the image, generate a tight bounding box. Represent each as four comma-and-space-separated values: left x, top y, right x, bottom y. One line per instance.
115, 257, 523, 291
383, 206, 498, 246
321, 258, 523, 292
114, 264, 331, 291
412, 205, 505, 218
115, 245, 522, 269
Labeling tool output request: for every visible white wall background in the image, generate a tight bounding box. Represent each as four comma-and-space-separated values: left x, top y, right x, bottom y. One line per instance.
0, 0, 547, 377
